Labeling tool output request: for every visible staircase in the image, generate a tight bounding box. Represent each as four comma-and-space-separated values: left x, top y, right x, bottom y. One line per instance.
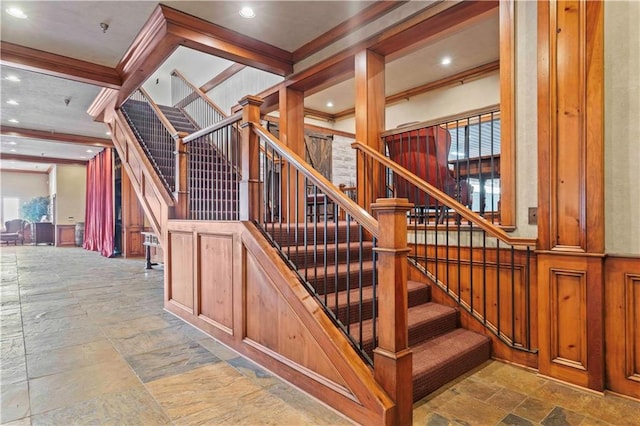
268, 220, 491, 402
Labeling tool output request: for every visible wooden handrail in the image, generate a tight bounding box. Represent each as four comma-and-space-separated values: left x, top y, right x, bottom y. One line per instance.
251, 122, 379, 238
380, 104, 500, 138
137, 87, 180, 139
183, 111, 242, 144
171, 69, 228, 119
351, 141, 536, 247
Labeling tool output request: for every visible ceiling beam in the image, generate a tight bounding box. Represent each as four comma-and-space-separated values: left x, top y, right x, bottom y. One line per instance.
0, 126, 113, 148
0, 42, 122, 89
200, 63, 246, 93
0, 168, 48, 175
292, 1, 409, 63
1, 153, 87, 166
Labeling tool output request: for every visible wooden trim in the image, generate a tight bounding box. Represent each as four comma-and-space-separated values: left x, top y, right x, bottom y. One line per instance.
183, 112, 242, 144
138, 87, 179, 138
199, 63, 246, 93
1, 153, 87, 166
87, 88, 118, 122
0, 41, 121, 89
292, 1, 408, 62
0, 126, 112, 148
0, 168, 48, 175
55, 224, 76, 247
263, 116, 355, 139
171, 69, 227, 117
499, 0, 516, 227
303, 108, 335, 121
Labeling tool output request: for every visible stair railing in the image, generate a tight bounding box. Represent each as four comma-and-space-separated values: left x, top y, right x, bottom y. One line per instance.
171, 69, 227, 129
182, 112, 243, 220
120, 88, 182, 193
352, 141, 538, 353
381, 106, 502, 224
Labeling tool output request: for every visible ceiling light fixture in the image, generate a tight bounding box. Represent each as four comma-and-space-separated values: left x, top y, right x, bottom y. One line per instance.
326, 101, 334, 108
6, 7, 27, 19
441, 56, 452, 65
239, 6, 255, 18
8, 141, 17, 145
6, 100, 19, 105
86, 149, 94, 153
8, 119, 19, 123
5, 75, 20, 82
10, 149, 17, 152
100, 22, 109, 33
106, 131, 111, 136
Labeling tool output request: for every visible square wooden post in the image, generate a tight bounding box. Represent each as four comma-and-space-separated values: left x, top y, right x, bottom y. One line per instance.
174, 132, 189, 220
239, 95, 264, 222
371, 198, 413, 426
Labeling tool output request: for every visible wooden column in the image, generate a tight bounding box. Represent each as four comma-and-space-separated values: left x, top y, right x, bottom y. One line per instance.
537, 0, 605, 391
239, 95, 264, 222
371, 198, 413, 426
121, 169, 145, 258
355, 49, 385, 211
279, 87, 306, 221
174, 132, 189, 220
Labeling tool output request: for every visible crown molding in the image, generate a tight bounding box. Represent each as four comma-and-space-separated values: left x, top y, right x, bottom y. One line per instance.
0, 126, 112, 148
0, 42, 121, 89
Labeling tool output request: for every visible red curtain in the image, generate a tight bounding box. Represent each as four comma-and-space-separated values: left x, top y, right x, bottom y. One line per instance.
83, 148, 115, 257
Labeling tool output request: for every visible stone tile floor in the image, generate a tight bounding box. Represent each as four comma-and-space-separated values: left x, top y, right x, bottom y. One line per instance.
1, 246, 639, 425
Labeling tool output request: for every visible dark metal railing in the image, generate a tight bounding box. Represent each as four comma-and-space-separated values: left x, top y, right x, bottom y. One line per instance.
121, 89, 177, 192
183, 112, 243, 220
353, 141, 537, 352
381, 106, 501, 224
171, 69, 227, 130
252, 123, 381, 365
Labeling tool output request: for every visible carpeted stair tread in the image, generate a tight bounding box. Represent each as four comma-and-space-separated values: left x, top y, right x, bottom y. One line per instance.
411, 328, 491, 401
284, 241, 375, 265
324, 279, 431, 324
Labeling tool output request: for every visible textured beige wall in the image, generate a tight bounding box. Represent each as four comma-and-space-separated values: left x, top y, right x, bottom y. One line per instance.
605, 0, 640, 255
0, 171, 49, 221
53, 165, 86, 226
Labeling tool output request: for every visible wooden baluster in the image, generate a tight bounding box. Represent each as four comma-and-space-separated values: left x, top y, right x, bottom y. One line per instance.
239, 96, 264, 222
371, 198, 413, 426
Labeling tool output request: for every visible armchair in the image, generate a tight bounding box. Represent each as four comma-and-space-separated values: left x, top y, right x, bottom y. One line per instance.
1, 219, 29, 245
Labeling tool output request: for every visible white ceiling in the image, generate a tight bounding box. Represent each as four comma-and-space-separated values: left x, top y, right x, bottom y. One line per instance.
0, 1, 498, 173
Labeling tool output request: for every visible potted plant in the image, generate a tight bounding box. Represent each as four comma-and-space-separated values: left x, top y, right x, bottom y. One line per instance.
20, 196, 50, 223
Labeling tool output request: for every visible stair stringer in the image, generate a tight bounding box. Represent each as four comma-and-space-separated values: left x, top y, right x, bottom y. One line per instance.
107, 109, 177, 246
163, 220, 396, 425
407, 260, 538, 369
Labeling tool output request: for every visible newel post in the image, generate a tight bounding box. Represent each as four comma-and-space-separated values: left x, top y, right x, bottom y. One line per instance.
174, 132, 189, 219
371, 198, 413, 426
239, 95, 264, 222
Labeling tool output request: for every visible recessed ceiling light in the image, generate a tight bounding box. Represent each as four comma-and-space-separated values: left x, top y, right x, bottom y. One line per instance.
6, 99, 19, 105
8, 119, 19, 123
10, 149, 17, 152
80, 156, 87, 159
105, 131, 111, 136
86, 149, 94, 153
8, 141, 17, 145
239, 6, 255, 18
6, 7, 27, 19
441, 56, 452, 66
326, 101, 334, 108
5, 75, 20, 82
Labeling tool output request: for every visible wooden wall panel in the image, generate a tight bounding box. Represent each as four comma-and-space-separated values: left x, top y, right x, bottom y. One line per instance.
197, 233, 234, 334
604, 256, 640, 399
549, 269, 586, 369
168, 231, 194, 313
245, 252, 346, 386
55, 225, 76, 247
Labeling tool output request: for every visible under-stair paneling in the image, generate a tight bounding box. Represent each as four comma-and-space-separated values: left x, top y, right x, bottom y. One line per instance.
197, 233, 234, 334
168, 231, 194, 313
244, 252, 346, 387
163, 220, 394, 425
408, 244, 538, 368
604, 256, 640, 399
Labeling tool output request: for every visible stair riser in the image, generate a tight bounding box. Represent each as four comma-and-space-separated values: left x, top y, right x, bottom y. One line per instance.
332, 286, 431, 325
270, 228, 363, 246
306, 268, 374, 295
284, 245, 374, 265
